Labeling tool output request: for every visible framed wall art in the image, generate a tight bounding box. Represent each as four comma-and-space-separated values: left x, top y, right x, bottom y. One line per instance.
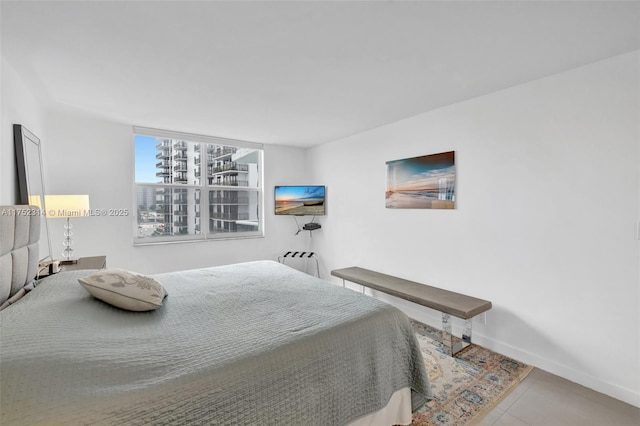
385, 150, 455, 209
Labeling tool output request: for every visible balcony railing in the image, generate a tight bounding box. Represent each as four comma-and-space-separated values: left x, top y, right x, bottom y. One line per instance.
208, 177, 248, 186
210, 213, 249, 221
173, 141, 188, 150
209, 197, 249, 204
210, 163, 249, 174
207, 146, 236, 158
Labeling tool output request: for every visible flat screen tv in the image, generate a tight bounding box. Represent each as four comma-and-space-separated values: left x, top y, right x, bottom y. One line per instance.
275, 185, 326, 216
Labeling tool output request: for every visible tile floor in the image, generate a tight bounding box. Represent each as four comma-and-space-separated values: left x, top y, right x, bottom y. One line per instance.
477, 368, 640, 426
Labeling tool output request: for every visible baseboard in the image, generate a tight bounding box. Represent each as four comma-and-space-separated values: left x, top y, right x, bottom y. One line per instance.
365, 290, 640, 408
472, 334, 640, 409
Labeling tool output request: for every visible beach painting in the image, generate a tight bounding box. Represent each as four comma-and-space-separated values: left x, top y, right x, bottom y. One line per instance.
386, 151, 455, 209
275, 185, 326, 216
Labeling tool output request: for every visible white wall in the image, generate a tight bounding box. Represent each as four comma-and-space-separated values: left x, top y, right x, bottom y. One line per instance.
0, 57, 48, 205
42, 106, 311, 273
307, 52, 640, 407
1, 58, 54, 261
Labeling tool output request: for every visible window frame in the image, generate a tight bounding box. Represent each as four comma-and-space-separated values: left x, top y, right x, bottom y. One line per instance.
133, 126, 264, 245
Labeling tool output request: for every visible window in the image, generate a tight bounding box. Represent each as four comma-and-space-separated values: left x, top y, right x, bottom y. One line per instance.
134, 127, 263, 244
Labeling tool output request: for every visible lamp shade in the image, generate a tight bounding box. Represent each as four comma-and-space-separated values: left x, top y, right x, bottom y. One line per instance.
28, 195, 43, 209
45, 195, 90, 218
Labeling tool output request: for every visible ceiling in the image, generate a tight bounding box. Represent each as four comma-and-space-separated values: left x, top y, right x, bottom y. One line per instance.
2, 1, 639, 147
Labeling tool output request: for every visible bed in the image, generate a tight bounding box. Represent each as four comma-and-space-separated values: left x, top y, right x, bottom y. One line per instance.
0, 205, 431, 425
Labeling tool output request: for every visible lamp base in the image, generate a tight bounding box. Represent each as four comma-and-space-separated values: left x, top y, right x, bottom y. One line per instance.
59, 259, 78, 265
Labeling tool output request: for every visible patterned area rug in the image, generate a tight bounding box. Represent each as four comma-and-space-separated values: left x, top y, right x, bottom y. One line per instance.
410, 320, 533, 426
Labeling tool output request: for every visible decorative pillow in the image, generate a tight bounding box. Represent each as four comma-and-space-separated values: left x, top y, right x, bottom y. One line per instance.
78, 269, 168, 311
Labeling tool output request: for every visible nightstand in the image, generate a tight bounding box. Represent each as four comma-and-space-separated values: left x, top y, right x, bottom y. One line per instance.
60, 256, 107, 271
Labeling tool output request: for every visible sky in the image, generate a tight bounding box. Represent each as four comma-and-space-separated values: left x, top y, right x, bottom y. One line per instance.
275, 186, 325, 201
386, 151, 455, 192
135, 135, 159, 183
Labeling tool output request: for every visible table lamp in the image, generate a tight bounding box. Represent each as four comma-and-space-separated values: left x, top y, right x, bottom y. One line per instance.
45, 194, 90, 264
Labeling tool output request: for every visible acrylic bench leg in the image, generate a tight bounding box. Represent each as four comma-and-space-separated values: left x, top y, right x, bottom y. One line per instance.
442, 313, 454, 356
441, 313, 472, 356
462, 318, 472, 344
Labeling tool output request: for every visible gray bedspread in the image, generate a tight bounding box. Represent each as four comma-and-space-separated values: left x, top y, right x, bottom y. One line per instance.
0, 260, 430, 425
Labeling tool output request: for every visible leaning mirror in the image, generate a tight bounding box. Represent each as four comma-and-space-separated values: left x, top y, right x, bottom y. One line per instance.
14, 124, 52, 262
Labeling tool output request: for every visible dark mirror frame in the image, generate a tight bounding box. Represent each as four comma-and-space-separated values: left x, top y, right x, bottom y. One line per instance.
14, 124, 52, 262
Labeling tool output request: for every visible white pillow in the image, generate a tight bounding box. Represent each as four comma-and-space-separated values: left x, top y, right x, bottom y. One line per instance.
78, 269, 168, 311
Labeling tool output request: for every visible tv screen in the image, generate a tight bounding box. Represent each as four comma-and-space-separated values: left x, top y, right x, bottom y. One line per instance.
275, 185, 326, 216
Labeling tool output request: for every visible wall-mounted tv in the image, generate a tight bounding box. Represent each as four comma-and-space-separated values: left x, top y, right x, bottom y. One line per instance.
275, 185, 326, 216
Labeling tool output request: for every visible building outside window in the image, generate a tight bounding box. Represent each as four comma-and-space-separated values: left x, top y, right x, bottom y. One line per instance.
134, 127, 263, 244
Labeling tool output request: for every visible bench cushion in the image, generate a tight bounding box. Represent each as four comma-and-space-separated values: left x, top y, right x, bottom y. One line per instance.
331, 267, 491, 319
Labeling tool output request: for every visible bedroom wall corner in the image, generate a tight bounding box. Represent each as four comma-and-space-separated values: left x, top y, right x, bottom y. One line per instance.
306, 52, 640, 407
0, 57, 48, 205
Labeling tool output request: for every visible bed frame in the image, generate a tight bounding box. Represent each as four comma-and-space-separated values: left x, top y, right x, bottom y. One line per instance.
0, 205, 40, 309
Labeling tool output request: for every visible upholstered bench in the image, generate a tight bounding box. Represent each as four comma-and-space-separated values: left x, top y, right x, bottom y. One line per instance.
331, 267, 492, 356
